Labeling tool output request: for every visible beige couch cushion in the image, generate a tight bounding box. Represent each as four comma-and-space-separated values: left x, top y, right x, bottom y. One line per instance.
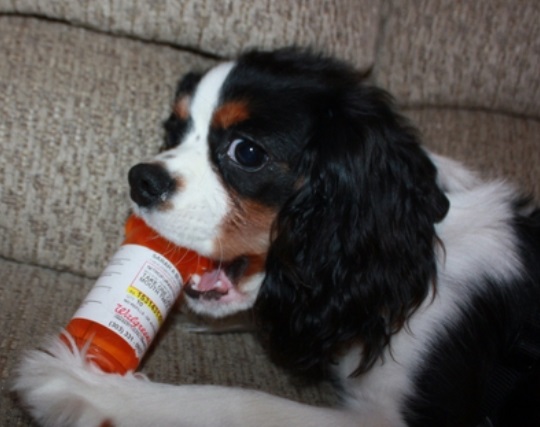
1, 3, 539, 426
0, 0, 381, 70
408, 108, 540, 200
375, 0, 540, 117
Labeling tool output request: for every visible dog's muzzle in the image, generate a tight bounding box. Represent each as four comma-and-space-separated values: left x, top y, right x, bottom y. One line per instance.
128, 163, 176, 208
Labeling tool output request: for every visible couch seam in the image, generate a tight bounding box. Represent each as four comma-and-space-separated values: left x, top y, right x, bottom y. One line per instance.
400, 104, 540, 123
0, 12, 227, 61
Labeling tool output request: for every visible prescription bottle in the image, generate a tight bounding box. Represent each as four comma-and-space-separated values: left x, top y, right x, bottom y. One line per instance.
64, 215, 212, 374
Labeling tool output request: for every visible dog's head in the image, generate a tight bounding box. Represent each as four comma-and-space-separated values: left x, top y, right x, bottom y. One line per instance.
129, 49, 449, 376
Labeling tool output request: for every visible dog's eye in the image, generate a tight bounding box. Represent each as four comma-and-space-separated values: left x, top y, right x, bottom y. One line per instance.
227, 138, 268, 170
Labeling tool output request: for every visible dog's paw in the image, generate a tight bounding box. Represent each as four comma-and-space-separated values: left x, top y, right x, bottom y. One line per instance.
13, 334, 140, 427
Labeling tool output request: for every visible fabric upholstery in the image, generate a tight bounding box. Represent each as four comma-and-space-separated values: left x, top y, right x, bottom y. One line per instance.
0, 2, 538, 425
375, 0, 540, 117
409, 108, 540, 200
0, 0, 380, 70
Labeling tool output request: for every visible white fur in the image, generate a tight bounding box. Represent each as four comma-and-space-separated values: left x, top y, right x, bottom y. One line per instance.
430, 152, 481, 192
14, 154, 525, 426
437, 180, 522, 284
15, 335, 362, 427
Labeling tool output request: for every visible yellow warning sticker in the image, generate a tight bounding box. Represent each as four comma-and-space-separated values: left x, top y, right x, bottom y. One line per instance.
127, 286, 164, 325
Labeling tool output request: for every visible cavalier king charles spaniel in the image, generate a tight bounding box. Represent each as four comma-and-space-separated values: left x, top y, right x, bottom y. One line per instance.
15, 49, 540, 427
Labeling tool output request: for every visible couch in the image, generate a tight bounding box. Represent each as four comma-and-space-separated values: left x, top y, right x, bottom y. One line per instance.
1, 1, 538, 425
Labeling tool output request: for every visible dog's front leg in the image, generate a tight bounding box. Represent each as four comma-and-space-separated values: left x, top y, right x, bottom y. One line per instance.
14, 337, 390, 427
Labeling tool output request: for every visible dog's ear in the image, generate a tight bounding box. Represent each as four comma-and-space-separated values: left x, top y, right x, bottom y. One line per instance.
255, 83, 449, 379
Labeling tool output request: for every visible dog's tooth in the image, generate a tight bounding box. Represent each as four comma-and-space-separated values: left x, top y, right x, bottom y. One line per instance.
190, 274, 201, 287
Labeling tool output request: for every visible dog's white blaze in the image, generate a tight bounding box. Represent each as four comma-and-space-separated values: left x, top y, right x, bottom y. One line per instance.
190, 62, 235, 135
142, 62, 236, 256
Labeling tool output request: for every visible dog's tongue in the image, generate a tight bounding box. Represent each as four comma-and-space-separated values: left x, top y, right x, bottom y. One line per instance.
185, 257, 251, 300
195, 268, 233, 296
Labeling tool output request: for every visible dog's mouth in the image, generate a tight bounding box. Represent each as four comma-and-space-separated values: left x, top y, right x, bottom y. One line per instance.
184, 257, 251, 301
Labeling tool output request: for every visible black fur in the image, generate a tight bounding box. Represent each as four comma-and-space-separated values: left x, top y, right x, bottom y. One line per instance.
174, 71, 202, 99
250, 49, 450, 378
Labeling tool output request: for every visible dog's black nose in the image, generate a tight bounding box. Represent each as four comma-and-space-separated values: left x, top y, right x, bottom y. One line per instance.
128, 163, 175, 208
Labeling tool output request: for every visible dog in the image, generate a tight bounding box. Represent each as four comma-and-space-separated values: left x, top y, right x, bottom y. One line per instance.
15, 48, 540, 427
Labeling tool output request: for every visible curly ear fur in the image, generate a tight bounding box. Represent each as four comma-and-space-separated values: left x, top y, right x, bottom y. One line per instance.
255, 79, 450, 379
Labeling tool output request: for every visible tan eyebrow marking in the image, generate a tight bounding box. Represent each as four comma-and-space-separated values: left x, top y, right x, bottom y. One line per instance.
211, 100, 250, 129
174, 95, 191, 120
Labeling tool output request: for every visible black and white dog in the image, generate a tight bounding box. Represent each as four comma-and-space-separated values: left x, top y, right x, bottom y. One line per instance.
15, 49, 540, 426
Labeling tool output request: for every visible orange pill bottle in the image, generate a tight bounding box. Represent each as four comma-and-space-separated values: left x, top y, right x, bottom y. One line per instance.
64, 215, 212, 374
